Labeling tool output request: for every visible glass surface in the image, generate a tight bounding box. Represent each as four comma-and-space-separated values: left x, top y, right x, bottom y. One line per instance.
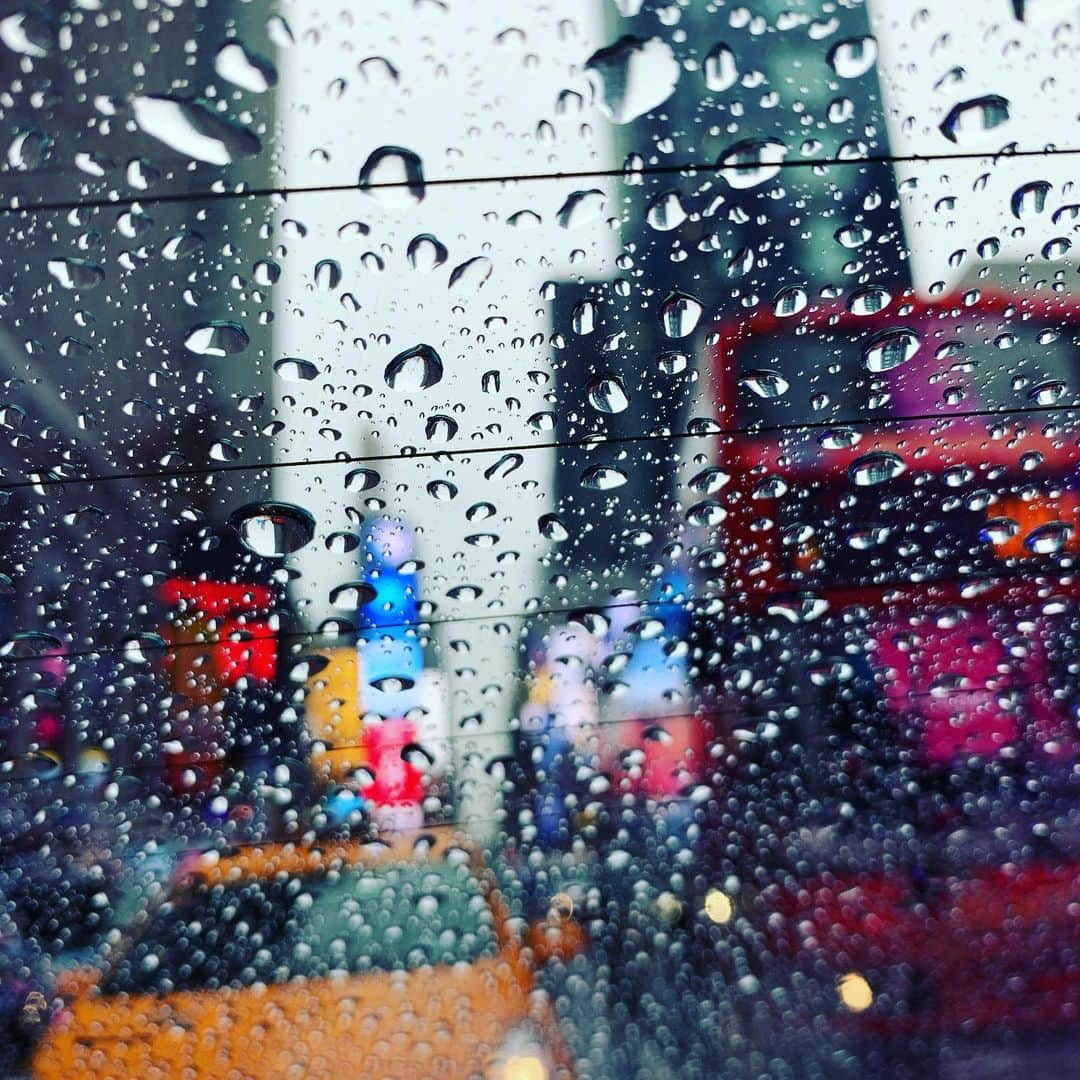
3, 0, 1080, 1077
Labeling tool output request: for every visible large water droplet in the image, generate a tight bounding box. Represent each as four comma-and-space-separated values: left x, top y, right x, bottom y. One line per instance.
358, 146, 425, 206
827, 36, 878, 79
1025, 521, 1071, 555
131, 96, 261, 165
659, 290, 703, 338
0, 11, 51, 58
408, 234, 448, 271
739, 369, 789, 400
717, 138, 788, 189
938, 95, 1010, 145
229, 501, 315, 557
703, 42, 738, 91
344, 468, 380, 494
184, 321, 249, 357
585, 35, 680, 124
384, 344, 443, 390
646, 190, 688, 231
689, 467, 730, 494
849, 451, 905, 486
47, 257, 103, 290
8, 129, 49, 169
539, 514, 569, 541
448, 256, 492, 291
330, 581, 378, 610
581, 464, 628, 490
274, 357, 320, 381
772, 285, 807, 317
587, 372, 630, 414
862, 328, 920, 372
1030, 379, 1067, 406
556, 188, 607, 229
214, 41, 277, 93
847, 285, 892, 315
1011, 180, 1052, 219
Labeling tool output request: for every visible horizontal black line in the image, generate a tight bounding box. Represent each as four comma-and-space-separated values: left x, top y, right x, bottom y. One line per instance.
4, 402, 1077, 493
0, 144, 1076, 216
0, 672, 1064, 790
1, 564, 1076, 669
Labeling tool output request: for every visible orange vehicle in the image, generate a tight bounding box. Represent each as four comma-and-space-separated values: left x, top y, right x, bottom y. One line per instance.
34, 827, 583, 1079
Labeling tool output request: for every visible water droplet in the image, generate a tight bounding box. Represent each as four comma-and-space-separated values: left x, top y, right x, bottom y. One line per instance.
717, 138, 788, 189
254, 259, 281, 286
425, 414, 458, 442
646, 190, 688, 231
847, 285, 891, 315
687, 500, 727, 526
827, 36, 878, 79
1043, 237, 1071, 260
1011, 180, 1052, 219
1026, 521, 1071, 555
849, 451, 905, 486
938, 95, 1010, 145
314, 259, 341, 290
862, 328, 919, 372
163, 230, 205, 261
659, 290, 703, 338
267, 14, 294, 47
819, 428, 862, 450
8, 129, 49, 169
587, 372, 630, 414
507, 210, 542, 229
556, 188, 607, 229
427, 480, 458, 501
739, 369, 789, 399
0, 11, 51, 58
184, 321, 249, 357
345, 468, 380, 492
274, 357, 320, 381
657, 351, 688, 375
228, 501, 315, 557
448, 255, 492, 291
773, 285, 807, 317
214, 41, 277, 93
835, 223, 871, 249
47, 257, 103, 290
123, 633, 167, 665
359, 56, 399, 84
580, 464, 627, 490
325, 531, 360, 554
384, 344, 443, 390
1030, 379, 1067, 406
753, 475, 788, 499
358, 145, 425, 206
689, 467, 730, 494
483, 454, 523, 481
585, 35, 680, 124
980, 518, 1019, 545
131, 95, 261, 165
330, 581, 378, 610
703, 42, 738, 91
539, 514, 569, 541
385, 234, 440, 277
571, 299, 597, 335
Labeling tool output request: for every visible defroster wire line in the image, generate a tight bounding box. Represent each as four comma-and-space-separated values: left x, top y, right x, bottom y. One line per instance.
4, 401, 1079, 493
1, 562, 1078, 668
0, 144, 1077, 216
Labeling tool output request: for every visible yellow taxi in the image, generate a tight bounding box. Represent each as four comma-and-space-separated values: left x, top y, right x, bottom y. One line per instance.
34, 827, 582, 1079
